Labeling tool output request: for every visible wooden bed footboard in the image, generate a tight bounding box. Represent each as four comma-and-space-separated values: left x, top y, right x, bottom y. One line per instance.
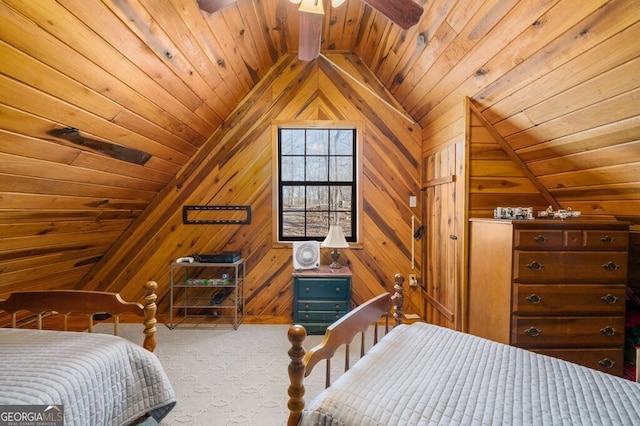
287, 274, 405, 426
0, 281, 159, 352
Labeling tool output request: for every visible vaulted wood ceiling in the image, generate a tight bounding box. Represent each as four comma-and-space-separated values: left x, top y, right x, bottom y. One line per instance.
1, 0, 639, 297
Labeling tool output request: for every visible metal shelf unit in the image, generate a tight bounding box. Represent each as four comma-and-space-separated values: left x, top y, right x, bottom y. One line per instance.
169, 259, 245, 329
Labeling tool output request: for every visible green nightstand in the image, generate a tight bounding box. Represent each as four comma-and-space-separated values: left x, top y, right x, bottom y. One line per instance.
293, 265, 352, 334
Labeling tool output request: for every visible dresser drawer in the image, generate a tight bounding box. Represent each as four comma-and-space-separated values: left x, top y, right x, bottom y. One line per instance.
515, 229, 628, 250
295, 310, 346, 322
296, 300, 349, 311
531, 348, 624, 376
511, 316, 625, 348
513, 251, 627, 282
513, 284, 626, 315
295, 277, 350, 299
515, 229, 564, 249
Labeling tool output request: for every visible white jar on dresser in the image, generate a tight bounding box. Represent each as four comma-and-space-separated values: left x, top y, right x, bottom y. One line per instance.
468, 218, 629, 376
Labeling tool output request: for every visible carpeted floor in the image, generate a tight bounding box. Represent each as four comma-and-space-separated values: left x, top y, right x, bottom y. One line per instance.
101, 323, 341, 426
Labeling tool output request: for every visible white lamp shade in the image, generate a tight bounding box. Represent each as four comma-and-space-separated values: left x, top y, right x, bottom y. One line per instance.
331, 0, 346, 7
321, 225, 349, 248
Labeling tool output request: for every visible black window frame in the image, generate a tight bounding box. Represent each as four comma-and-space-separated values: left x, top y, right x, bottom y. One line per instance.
277, 127, 357, 242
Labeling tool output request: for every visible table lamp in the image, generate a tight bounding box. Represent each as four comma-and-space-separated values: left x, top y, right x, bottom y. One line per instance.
321, 224, 349, 269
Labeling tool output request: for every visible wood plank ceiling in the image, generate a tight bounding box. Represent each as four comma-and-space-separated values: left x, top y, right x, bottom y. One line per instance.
1, 0, 639, 299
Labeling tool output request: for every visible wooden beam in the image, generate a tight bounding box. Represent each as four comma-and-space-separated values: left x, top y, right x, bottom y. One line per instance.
468, 99, 560, 210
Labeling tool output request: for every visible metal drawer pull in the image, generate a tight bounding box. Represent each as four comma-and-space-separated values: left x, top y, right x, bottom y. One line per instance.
600, 235, 614, 244
335, 304, 340, 309
305, 286, 310, 292
601, 294, 618, 304
304, 304, 310, 309
335, 287, 341, 292
533, 235, 547, 243
526, 261, 544, 271
525, 294, 542, 304
524, 327, 541, 337
304, 314, 310, 319
600, 326, 617, 336
598, 358, 615, 368
602, 261, 619, 271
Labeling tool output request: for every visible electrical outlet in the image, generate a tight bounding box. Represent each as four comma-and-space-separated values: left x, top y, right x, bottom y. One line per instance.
409, 274, 417, 287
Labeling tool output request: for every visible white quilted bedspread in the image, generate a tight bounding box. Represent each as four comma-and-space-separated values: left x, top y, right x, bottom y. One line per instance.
301, 323, 640, 425
0, 328, 176, 425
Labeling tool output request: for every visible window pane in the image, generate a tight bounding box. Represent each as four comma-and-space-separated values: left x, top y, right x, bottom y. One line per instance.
331, 130, 353, 155
282, 186, 305, 210
330, 187, 351, 210
329, 156, 352, 181
279, 127, 356, 242
281, 156, 306, 181
336, 216, 352, 237
306, 212, 329, 237
282, 212, 305, 237
306, 156, 328, 181
306, 129, 329, 155
281, 129, 305, 155
306, 186, 328, 211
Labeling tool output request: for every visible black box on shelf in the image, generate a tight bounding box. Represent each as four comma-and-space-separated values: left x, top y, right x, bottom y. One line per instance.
196, 251, 241, 263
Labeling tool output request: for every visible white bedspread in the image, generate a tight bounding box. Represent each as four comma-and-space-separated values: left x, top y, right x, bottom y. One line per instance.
301, 323, 640, 425
0, 328, 176, 425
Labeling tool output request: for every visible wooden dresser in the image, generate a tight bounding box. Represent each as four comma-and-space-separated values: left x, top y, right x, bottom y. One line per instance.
468, 218, 629, 376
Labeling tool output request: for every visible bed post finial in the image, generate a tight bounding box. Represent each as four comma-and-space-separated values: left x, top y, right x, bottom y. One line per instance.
287, 324, 307, 426
393, 273, 405, 327
142, 281, 158, 352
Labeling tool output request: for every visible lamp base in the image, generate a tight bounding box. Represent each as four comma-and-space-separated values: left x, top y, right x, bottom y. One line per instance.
328, 249, 343, 269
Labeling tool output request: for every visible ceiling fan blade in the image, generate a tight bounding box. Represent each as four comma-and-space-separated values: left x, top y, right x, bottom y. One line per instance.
197, 0, 236, 14
298, 12, 323, 61
365, 0, 423, 30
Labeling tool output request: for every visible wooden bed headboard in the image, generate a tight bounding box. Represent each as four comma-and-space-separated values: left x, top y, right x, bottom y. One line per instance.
0, 281, 158, 352
287, 273, 405, 426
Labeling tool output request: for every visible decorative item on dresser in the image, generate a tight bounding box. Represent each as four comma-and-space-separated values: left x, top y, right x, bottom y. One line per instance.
292, 265, 352, 335
468, 218, 629, 376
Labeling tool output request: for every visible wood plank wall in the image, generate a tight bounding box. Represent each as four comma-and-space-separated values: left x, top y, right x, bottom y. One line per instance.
77, 54, 422, 321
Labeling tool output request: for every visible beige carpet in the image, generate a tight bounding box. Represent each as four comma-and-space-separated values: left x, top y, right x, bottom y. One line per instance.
99, 323, 348, 426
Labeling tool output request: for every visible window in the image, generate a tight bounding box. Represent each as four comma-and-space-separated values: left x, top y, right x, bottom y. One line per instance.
277, 127, 356, 242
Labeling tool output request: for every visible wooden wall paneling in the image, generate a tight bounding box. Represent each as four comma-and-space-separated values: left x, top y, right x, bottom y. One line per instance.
326, 0, 363, 53
481, 3, 640, 124
518, 119, 640, 163
414, 0, 586, 127
528, 140, 640, 177
2, 1, 215, 140
407, 0, 521, 120
0, 76, 190, 165
386, 0, 478, 100
201, 7, 256, 91
476, 0, 615, 113
0, 175, 156, 202
139, 0, 238, 112
0, 152, 163, 194
468, 102, 559, 217
526, 59, 640, 127
103, 0, 226, 122
74, 56, 310, 300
